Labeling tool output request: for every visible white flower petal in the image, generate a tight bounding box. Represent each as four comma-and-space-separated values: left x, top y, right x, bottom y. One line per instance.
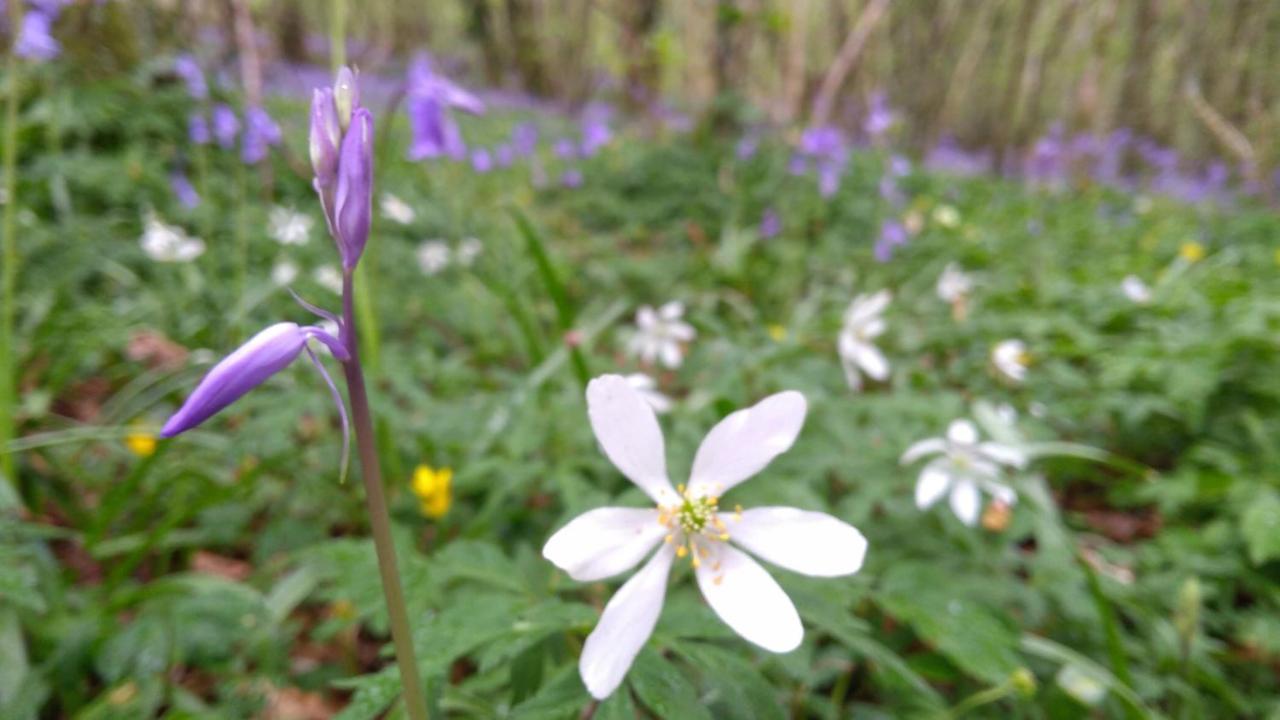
543, 508, 666, 582
658, 301, 685, 320
730, 507, 867, 577
586, 375, 676, 503
915, 460, 952, 509
659, 341, 682, 369
688, 391, 807, 498
900, 437, 946, 464
695, 544, 802, 652
946, 419, 979, 446
949, 480, 981, 525
852, 342, 889, 381
666, 321, 696, 342
845, 290, 891, 326
635, 306, 657, 329
580, 546, 674, 699
977, 441, 1027, 468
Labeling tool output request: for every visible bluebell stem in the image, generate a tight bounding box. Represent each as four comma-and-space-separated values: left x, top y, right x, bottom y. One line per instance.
162, 66, 429, 720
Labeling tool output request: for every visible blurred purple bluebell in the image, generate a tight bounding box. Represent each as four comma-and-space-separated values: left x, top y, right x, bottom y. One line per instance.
188, 113, 211, 145
735, 134, 759, 160
889, 154, 911, 178
1026, 123, 1067, 187
863, 92, 896, 142
173, 54, 208, 100
212, 105, 240, 149
170, 170, 200, 209
471, 148, 493, 173
799, 126, 845, 160
759, 208, 781, 239
161, 322, 347, 438
926, 136, 991, 177
554, 138, 578, 160
874, 220, 908, 263
15, 9, 60, 61
561, 168, 583, 188
241, 106, 282, 165
494, 144, 514, 168
511, 123, 539, 157
818, 161, 843, 198
580, 105, 613, 157
787, 154, 808, 176
405, 53, 484, 161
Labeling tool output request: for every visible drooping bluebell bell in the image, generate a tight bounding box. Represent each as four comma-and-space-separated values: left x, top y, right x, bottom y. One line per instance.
15, 8, 60, 61
212, 105, 240, 149
862, 92, 896, 142
511, 123, 539, 158
470, 148, 493, 173
759, 208, 781, 239
170, 170, 200, 209
161, 322, 347, 437
925, 136, 991, 177
735, 134, 760, 161
579, 105, 613, 157
561, 168, 584, 188
242, 105, 282, 165
405, 53, 484, 161
173, 54, 208, 100
554, 138, 578, 160
874, 220, 908, 263
188, 113, 211, 145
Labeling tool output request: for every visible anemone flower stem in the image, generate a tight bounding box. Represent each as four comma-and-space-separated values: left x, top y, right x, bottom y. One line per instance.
340, 272, 429, 720
0, 0, 25, 495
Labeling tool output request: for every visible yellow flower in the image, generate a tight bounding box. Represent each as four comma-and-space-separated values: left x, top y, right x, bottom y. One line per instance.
124, 427, 157, 457
766, 324, 787, 342
412, 464, 453, 519
932, 204, 960, 229
1179, 241, 1205, 263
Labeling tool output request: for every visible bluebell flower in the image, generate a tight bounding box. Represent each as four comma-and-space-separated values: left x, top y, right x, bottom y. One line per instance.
15, 9, 60, 61
212, 105, 240, 149
241, 106, 282, 165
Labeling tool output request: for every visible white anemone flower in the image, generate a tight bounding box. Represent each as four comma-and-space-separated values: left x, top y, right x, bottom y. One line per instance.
901, 419, 1026, 526
1120, 275, 1151, 304
417, 240, 451, 275
991, 339, 1029, 384
313, 265, 344, 294
544, 375, 867, 699
936, 263, 973, 304
456, 237, 483, 266
270, 259, 299, 286
380, 193, 416, 225
627, 302, 696, 369
267, 206, 313, 246
140, 212, 204, 263
624, 373, 672, 414
837, 290, 891, 391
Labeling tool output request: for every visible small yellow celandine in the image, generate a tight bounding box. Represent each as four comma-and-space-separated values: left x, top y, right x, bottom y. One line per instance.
766, 324, 787, 342
411, 464, 452, 518
124, 427, 157, 457
1179, 241, 1205, 263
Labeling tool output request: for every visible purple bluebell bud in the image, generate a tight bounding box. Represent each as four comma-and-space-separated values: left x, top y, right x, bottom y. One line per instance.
759, 208, 781, 239
188, 113, 211, 145
241, 105, 282, 165
15, 10, 60, 61
170, 171, 200, 209
212, 105, 240, 149
161, 323, 311, 437
334, 66, 359, 131
333, 108, 373, 269
173, 54, 208, 100
310, 88, 341, 187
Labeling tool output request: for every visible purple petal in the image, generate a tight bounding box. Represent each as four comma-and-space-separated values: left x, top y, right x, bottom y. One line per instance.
334, 108, 373, 269
161, 323, 309, 437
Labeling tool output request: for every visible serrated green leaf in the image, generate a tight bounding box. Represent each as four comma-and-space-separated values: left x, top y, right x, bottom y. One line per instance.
629, 650, 713, 720
674, 642, 785, 720
1241, 490, 1280, 565
508, 665, 588, 720
333, 668, 401, 720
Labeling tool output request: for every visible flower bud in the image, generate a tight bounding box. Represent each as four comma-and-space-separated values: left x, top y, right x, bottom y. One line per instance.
333, 66, 359, 131
160, 323, 309, 437
310, 88, 340, 187
1174, 576, 1201, 644
333, 108, 373, 269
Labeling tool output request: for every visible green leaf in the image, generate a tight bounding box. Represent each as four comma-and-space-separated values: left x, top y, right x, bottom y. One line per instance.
508, 665, 589, 720
674, 642, 785, 720
1241, 490, 1280, 565
333, 667, 400, 720
595, 688, 638, 720
1020, 634, 1162, 720
629, 650, 713, 720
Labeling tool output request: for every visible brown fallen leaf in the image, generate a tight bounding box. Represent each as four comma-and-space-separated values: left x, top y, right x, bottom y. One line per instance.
127, 329, 190, 371
191, 551, 252, 581
260, 685, 341, 720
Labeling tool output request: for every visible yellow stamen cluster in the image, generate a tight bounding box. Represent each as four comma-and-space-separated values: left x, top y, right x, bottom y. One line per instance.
658, 484, 731, 568
411, 464, 453, 519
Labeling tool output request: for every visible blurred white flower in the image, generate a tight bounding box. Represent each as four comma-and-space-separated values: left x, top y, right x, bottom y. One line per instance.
271, 259, 299, 286
1056, 664, 1107, 706
268, 206, 313, 246
932, 204, 960, 228
544, 375, 866, 699
991, 339, 1029, 384
417, 240, 451, 275
837, 290, 891, 391
139, 212, 204, 263
1120, 275, 1151, 304
380, 193, 416, 225
314, 265, 344, 294
624, 373, 672, 414
456, 237, 483, 266
936, 263, 972, 304
628, 302, 696, 369
901, 419, 1026, 526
